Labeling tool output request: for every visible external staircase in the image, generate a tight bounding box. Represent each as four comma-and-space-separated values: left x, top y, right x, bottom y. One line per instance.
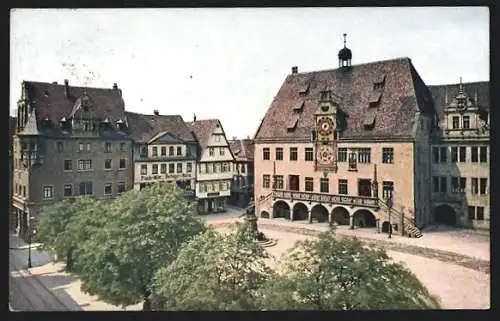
377, 199, 422, 238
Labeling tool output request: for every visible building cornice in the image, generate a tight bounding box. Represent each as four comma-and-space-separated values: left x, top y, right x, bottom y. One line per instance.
254, 136, 415, 144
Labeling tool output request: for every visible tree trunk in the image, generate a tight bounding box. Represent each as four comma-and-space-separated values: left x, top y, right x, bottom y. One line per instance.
142, 291, 152, 311
66, 248, 73, 271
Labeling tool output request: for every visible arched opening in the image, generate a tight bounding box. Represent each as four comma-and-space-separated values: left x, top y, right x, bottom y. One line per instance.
434, 205, 457, 226
273, 201, 290, 219
292, 202, 309, 221
352, 209, 376, 228
381, 221, 391, 233
331, 207, 350, 225
311, 204, 329, 223
260, 211, 270, 219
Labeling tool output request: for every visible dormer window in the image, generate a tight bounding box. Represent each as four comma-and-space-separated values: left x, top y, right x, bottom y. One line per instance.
373, 74, 386, 90
452, 116, 460, 129
363, 114, 376, 130
293, 102, 304, 113
369, 91, 382, 107
320, 91, 330, 101
298, 82, 310, 96
321, 105, 329, 112
287, 117, 299, 132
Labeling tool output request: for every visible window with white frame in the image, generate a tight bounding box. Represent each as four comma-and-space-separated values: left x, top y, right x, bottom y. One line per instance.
43, 186, 53, 199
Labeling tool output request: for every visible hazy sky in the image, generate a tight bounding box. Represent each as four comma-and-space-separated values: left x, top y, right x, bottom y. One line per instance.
10, 7, 489, 139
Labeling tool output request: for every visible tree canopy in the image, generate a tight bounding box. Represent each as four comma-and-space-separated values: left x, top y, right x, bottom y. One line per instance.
73, 183, 206, 310
152, 223, 274, 311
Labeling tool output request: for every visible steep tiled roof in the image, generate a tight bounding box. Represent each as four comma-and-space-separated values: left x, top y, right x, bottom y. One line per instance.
125, 112, 196, 143
428, 81, 489, 120
229, 139, 254, 161
254, 58, 435, 140
21, 81, 127, 137
187, 119, 219, 149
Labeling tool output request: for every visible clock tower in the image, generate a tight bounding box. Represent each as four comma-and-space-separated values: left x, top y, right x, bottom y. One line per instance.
314, 89, 339, 174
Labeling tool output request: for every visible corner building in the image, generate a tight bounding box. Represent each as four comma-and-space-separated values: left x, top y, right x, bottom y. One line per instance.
254, 44, 440, 237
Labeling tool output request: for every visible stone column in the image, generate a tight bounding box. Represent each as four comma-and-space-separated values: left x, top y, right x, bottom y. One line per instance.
349, 215, 354, 229
290, 208, 294, 221
328, 212, 333, 226
308, 210, 312, 224
400, 206, 405, 236
376, 218, 380, 233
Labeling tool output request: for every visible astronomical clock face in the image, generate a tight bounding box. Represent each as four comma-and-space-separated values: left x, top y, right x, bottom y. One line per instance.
317, 116, 334, 138
317, 145, 335, 165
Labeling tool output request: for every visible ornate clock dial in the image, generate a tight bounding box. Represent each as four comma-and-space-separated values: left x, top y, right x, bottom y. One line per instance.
317, 117, 334, 137
317, 145, 335, 165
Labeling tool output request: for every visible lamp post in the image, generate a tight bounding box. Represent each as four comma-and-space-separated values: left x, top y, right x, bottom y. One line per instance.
27, 216, 35, 268
386, 194, 393, 239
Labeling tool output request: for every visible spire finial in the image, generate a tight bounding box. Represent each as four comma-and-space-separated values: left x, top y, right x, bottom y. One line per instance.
445, 86, 448, 105
458, 77, 464, 95
343, 33, 347, 48
475, 88, 478, 105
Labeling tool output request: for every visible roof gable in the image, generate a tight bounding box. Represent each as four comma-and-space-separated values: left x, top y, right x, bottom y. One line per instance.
126, 112, 195, 143
149, 132, 183, 144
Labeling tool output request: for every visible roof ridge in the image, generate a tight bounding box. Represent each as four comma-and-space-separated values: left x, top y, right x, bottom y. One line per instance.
428, 81, 489, 87
290, 57, 411, 76
24, 80, 117, 91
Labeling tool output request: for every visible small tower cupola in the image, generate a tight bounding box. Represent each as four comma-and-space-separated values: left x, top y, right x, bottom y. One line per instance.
456, 77, 467, 111
338, 33, 352, 68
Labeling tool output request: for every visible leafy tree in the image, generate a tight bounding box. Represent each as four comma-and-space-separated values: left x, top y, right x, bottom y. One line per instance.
36, 197, 100, 271
259, 232, 440, 310
152, 223, 274, 311
74, 182, 205, 310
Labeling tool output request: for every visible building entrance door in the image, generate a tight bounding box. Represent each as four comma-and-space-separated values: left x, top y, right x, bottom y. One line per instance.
289, 175, 300, 191
208, 200, 213, 212
358, 179, 372, 197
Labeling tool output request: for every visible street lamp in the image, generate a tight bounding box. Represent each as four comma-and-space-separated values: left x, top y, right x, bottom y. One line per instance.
386, 194, 393, 239
27, 216, 35, 268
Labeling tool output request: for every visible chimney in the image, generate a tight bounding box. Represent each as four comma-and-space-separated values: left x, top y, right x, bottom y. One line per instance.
52, 81, 58, 84
64, 79, 69, 98
193, 113, 196, 122
153, 109, 159, 116
292, 66, 298, 74
232, 136, 237, 140
113, 83, 118, 90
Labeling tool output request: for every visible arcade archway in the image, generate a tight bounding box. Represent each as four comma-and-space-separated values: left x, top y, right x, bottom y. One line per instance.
434, 205, 457, 226
331, 206, 350, 225
311, 204, 329, 223
352, 209, 376, 228
292, 202, 309, 221
273, 201, 290, 219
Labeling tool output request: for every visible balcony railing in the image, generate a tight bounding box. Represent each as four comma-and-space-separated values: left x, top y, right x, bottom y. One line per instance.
272, 190, 379, 209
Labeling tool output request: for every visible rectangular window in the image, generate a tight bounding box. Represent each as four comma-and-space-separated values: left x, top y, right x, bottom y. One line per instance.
263, 148, 270, 160
459, 147, 466, 162
177, 146, 182, 156
440, 176, 447, 193
382, 181, 394, 199
471, 178, 478, 195
452, 116, 459, 129
476, 207, 484, 220
382, 147, 394, 164
104, 159, 112, 170
78, 160, 92, 170
160, 163, 167, 173
23, 186, 26, 197
117, 182, 126, 194
468, 206, 475, 220
209, 148, 214, 156
187, 163, 192, 173
86, 143, 91, 152
451, 147, 458, 162
471, 147, 478, 162
119, 159, 126, 169
432, 147, 439, 163
169, 163, 175, 173
140, 147, 147, 158
205, 163, 210, 173
275, 175, 284, 190
152, 147, 158, 157
459, 177, 466, 193
451, 177, 459, 193
305, 148, 314, 161
64, 184, 72, 197
64, 160, 72, 171
290, 147, 298, 161
338, 179, 348, 195
305, 177, 314, 192
141, 164, 147, 175
120, 143, 126, 152
358, 148, 371, 163
463, 116, 470, 129
433, 176, 439, 193
43, 186, 53, 199
104, 183, 112, 195
105, 142, 112, 153
440, 147, 447, 163
57, 142, 63, 152
152, 164, 158, 174
79, 143, 84, 152
263, 175, 270, 188
338, 148, 347, 162
219, 148, 225, 156
78, 182, 93, 196
169, 146, 174, 156
177, 163, 183, 173
241, 164, 246, 173
276, 148, 283, 161
480, 178, 487, 195
161, 147, 167, 156
479, 146, 487, 163
320, 178, 329, 193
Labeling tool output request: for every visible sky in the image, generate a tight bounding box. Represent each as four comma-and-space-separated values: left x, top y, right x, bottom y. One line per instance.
10, 7, 489, 140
